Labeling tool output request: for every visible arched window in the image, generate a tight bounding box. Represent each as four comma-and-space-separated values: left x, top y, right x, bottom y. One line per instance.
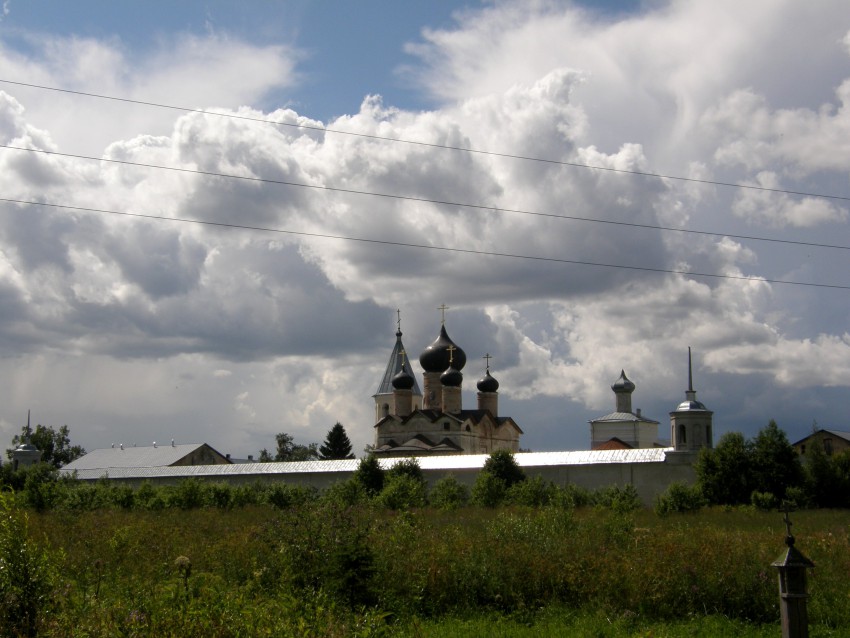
382, 403, 389, 417
679, 424, 686, 445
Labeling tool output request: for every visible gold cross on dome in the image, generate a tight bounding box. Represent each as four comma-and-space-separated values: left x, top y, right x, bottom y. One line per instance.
438, 304, 449, 324
447, 344, 455, 365
398, 349, 406, 367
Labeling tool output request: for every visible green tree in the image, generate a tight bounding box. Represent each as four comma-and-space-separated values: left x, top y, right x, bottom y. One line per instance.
386, 457, 424, 483
803, 441, 850, 508
7, 423, 85, 469
481, 449, 526, 488
270, 433, 319, 462
695, 431, 752, 505
750, 420, 802, 501
352, 454, 384, 495
319, 423, 355, 460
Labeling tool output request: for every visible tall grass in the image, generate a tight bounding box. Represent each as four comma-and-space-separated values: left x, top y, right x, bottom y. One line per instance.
13, 500, 849, 636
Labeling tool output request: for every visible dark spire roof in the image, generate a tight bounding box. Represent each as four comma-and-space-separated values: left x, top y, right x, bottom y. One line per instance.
374, 323, 422, 397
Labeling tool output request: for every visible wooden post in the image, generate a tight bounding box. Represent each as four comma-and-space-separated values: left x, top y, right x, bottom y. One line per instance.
772, 506, 814, 638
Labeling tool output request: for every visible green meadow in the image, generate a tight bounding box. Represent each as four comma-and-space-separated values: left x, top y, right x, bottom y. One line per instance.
3, 484, 849, 637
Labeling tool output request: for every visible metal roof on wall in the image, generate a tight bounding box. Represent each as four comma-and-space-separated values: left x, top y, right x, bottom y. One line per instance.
60, 448, 672, 481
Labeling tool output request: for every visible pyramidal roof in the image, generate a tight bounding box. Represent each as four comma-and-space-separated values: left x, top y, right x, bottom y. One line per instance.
374, 330, 422, 397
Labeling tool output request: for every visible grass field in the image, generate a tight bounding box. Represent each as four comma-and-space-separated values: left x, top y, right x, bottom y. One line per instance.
2, 498, 844, 637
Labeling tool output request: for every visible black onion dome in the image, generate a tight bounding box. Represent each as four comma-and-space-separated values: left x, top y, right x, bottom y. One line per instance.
419, 325, 467, 372
612, 370, 635, 393
440, 365, 463, 387
391, 364, 415, 390
477, 370, 499, 393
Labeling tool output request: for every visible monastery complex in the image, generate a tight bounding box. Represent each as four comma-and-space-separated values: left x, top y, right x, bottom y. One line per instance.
56, 309, 716, 504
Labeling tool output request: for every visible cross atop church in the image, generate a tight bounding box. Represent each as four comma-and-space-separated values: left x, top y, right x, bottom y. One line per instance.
483, 352, 493, 372
396, 309, 402, 333
447, 344, 456, 365
398, 348, 406, 368
438, 304, 450, 325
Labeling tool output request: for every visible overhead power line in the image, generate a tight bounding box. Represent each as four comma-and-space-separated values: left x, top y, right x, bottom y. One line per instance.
3, 196, 849, 290
1, 78, 848, 203
1, 143, 848, 253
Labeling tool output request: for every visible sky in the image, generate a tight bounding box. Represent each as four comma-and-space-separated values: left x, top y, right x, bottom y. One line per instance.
0, 0, 849, 459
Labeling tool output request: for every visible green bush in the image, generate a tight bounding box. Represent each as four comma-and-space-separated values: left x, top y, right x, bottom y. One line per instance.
166, 478, 208, 509
275, 503, 377, 608
386, 457, 424, 483
750, 490, 778, 511
353, 454, 385, 495
0, 492, 58, 636
506, 475, 555, 507
551, 483, 593, 509
428, 474, 468, 510
471, 472, 507, 507
654, 481, 706, 516
22, 464, 60, 512
482, 449, 526, 487
265, 483, 316, 509
323, 478, 369, 507
377, 474, 426, 510
134, 480, 166, 510
593, 484, 641, 513
207, 482, 233, 509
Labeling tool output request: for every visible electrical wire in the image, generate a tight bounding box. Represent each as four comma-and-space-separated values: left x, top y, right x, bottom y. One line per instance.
1, 78, 848, 203
4, 196, 849, 290
1, 143, 848, 253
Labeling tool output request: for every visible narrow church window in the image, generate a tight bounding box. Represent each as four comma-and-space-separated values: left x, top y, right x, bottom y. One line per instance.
444, 423, 450, 431
465, 425, 471, 432
679, 424, 686, 445
382, 403, 389, 418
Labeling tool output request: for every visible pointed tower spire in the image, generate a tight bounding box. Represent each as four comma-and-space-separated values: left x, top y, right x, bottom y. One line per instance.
685, 347, 698, 402
688, 346, 694, 393
373, 311, 422, 421
670, 348, 713, 451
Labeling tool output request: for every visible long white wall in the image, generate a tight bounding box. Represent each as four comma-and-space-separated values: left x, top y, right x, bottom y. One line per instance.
62, 449, 698, 506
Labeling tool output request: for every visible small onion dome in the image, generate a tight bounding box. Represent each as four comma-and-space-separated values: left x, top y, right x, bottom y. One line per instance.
477, 370, 499, 393
391, 364, 415, 390
440, 365, 463, 387
419, 325, 467, 372
611, 370, 635, 394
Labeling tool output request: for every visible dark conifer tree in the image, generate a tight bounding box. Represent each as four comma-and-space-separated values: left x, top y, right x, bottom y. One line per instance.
319, 422, 355, 460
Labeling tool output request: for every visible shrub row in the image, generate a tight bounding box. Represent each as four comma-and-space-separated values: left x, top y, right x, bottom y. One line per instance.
1, 452, 643, 514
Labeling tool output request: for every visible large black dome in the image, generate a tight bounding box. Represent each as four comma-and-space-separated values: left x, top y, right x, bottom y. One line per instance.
419, 325, 467, 372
